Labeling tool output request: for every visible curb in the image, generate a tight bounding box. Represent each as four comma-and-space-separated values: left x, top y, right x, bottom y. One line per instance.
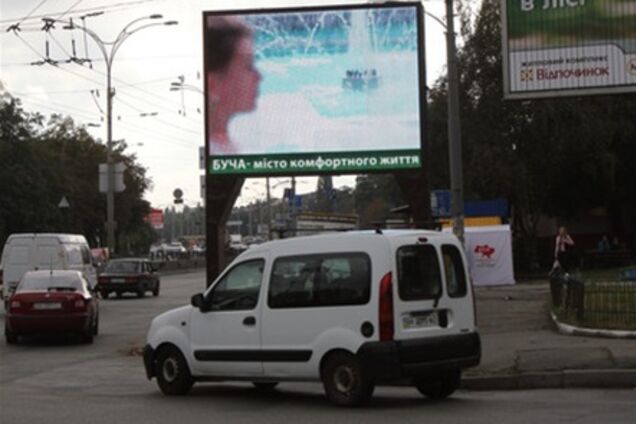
461, 369, 636, 391
551, 312, 636, 339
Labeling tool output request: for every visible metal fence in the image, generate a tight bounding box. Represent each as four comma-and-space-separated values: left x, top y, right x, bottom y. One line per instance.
550, 274, 636, 330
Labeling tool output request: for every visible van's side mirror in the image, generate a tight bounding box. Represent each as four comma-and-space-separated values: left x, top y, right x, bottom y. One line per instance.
191, 293, 209, 312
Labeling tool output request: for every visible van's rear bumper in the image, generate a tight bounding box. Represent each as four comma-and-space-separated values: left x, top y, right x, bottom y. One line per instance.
357, 332, 481, 382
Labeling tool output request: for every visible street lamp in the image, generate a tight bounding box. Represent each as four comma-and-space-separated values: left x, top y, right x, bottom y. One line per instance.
59, 14, 178, 253
169, 77, 204, 116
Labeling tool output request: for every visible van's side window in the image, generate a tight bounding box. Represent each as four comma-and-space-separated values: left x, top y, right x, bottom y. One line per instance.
268, 253, 370, 309
81, 246, 92, 265
8, 246, 30, 265
67, 245, 84, 266
208, 259, 264, 311
36, 246, 62, 267
442, 245, 468, 297
397, 245, 442, 301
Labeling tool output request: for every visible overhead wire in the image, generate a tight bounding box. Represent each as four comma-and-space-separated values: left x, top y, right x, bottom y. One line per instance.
5, 1, 203, 151
57, 0, 84, 20
16, 91, 199, 150
17, 0, 51, 25
112, 119, 199, 149
12, 31, 46, 60
0, 0, 166, 26
15, 93, 103, 122
114, 95, 202, 136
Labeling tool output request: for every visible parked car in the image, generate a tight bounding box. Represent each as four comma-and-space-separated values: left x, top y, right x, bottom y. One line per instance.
1, 233, 97, 304
149, 242, 187, 260
5, 270, 99, 344
143, 230, 480, 406
98, 258, 160, 298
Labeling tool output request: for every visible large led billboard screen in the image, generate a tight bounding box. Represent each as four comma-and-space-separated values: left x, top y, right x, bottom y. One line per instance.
502, 0, 636, 99
203, 2, 425, 176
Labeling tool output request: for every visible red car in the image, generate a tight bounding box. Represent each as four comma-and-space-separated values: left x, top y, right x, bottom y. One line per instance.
5, 270, 99, 344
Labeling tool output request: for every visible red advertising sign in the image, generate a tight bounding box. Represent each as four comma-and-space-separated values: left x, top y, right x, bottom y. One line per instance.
146, 208, 164, 230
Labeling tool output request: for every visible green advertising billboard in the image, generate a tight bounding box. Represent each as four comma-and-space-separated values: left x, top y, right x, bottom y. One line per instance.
502, 0, 636, 98
203, 2, 425, 176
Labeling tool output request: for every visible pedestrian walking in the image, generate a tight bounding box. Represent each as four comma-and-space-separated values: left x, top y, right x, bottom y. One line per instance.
553, 226, 575, 273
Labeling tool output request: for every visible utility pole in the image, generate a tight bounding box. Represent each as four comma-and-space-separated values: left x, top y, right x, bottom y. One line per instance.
445, 0, 465, 243
266, 177, 272, 240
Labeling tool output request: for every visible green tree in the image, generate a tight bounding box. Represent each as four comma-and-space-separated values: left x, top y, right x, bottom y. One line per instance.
427, 1, 636, 269
354, 174, 405, 227
0, 90, 153, 252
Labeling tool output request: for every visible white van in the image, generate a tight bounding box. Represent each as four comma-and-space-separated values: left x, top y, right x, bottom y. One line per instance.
0, 233, 97, 301
143, 230, 480, 406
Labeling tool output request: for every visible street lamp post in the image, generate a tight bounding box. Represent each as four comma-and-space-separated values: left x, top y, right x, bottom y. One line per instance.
61, 15, 178, 253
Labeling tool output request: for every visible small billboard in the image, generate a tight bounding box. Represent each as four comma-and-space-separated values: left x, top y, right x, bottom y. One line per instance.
203, 2, 425, 176
146, 208, 164, 230
502, 0, 636, 99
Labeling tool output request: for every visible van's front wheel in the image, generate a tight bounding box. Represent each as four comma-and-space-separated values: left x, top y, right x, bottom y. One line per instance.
414, 369, 461, 399
322, 352, 374, 407
156, 345, 193, 395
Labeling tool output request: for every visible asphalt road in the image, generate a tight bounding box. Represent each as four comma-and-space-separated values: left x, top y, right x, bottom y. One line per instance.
2, 270, 635, 424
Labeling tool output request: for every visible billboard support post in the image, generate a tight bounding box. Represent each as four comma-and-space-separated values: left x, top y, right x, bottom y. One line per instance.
205, 175, 244, 286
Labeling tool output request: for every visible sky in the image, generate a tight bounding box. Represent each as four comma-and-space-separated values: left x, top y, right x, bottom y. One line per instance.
0, 0, 454, 209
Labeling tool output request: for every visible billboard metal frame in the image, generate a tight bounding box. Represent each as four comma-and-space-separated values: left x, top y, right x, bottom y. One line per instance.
501, 0, 636, 100
202, 1, 427, 177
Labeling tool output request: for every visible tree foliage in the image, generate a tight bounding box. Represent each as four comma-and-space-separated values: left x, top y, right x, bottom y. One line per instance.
427, 0, 636, 268
0, 90, 153, 252
354, 174, 405, 227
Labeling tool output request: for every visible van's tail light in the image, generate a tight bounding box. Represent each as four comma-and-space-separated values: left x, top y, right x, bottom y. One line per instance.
379, 272, 394, 342
98, 276, 108, 285
10, 300, 22, 310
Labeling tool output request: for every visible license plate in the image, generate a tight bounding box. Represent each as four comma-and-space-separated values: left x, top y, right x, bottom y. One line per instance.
402, 312, 438, 329
111, 278, 125, 283
33, 302, 62, 310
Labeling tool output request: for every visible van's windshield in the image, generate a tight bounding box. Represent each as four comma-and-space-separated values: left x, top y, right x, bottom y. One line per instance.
396, 245, 442, 301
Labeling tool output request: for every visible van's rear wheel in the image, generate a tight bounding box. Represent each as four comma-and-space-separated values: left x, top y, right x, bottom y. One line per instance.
414, 369, 461, 399
156, 345, 193, 395
322, 352, 374, 407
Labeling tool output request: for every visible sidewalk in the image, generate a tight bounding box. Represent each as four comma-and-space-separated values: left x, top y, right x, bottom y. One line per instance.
462, 281, 636, 390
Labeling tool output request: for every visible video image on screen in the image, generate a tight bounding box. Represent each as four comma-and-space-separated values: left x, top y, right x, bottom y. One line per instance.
204, 3, 424, 175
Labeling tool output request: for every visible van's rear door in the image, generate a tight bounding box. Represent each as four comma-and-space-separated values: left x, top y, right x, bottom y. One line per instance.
3, 235, 35, 294
390, 235, 474, 341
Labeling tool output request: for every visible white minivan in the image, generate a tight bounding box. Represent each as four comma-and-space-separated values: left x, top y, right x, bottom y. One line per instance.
143, 230, 480, 406
1, 233, 97, 301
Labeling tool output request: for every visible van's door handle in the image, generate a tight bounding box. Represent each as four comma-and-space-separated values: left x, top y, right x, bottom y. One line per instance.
243, 316, 256, 326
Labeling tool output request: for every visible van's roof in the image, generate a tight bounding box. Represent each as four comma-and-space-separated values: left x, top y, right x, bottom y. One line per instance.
24, 269, 83, 277
7, 233, 88, 244
248, 229, 453, 252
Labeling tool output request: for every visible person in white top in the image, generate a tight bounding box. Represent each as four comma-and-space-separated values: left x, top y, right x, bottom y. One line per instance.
206, 16, 261, 155
554, 226, 575, 272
